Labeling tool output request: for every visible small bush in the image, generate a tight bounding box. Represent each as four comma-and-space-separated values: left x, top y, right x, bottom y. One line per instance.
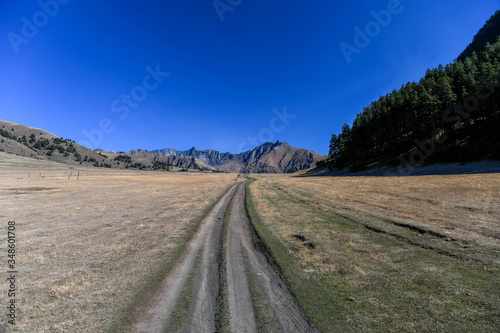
114, 155, 132, 163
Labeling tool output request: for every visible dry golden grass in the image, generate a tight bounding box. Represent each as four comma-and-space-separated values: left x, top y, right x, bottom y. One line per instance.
0, 153, 236, 332
257, 173, 500, 251
248, 173, 500, 332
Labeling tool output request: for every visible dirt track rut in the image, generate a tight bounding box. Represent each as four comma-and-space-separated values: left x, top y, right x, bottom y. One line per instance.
134, 181, 318, 332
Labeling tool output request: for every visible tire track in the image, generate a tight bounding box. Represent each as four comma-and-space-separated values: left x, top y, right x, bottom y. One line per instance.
133, 184, 237, 333
134, 181, 318, 332
229, 183, 319, 333
225, 184, 258, 332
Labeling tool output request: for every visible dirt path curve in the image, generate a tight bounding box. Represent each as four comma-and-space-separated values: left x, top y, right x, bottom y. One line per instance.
134, 181, 319, 333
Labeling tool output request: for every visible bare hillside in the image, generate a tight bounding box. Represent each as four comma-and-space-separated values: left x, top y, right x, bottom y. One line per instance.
0, 120, 215, 172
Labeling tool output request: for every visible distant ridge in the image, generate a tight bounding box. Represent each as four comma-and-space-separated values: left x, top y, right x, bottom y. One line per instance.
0, 119, 324, 173
0, 120, 214, 172
151, 140, 326, 173
129, 149, 215, 171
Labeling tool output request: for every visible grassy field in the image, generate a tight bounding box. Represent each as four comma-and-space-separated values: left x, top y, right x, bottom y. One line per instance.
0, 153, 236, 332
1, 150, 499, 332
247, 173, 500, 332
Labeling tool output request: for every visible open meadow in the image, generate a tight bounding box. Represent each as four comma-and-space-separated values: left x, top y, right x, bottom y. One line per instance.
0, 153, 236, 332
247, 173, 500, 332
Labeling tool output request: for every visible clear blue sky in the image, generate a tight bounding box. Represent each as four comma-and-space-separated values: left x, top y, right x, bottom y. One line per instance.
1, 1, 499, 155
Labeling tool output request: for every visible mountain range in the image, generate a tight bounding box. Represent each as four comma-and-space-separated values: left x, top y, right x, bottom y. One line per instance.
143, 141, 325, 173
0, 120, 325, 173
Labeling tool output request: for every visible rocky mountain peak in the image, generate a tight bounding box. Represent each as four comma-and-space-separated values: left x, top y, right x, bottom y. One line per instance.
152, 141, 325, 173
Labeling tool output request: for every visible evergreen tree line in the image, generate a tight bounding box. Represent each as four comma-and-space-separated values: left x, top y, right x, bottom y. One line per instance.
457, 10, 500, 62
326, 37, 500, 171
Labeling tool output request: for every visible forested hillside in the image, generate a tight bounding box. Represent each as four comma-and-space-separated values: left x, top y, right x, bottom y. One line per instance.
325, 11, 500, 172
457, 10, 500, 62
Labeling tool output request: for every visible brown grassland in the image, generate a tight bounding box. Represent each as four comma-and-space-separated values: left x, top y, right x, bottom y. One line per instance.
247, 173, 500, 332
1, 151, 499, 332
0, 153, 236, 332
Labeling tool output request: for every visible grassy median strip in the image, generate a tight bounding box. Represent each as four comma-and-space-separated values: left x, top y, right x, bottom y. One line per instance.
214, 191, 234, 333
109, 183, 236, 333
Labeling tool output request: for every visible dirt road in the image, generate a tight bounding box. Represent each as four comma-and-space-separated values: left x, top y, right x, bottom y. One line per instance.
134, 181, 318, 332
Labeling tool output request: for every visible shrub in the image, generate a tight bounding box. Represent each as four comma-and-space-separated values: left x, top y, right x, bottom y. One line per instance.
66, 143, 76, 153
33, 139, 50, 149
152, 161, 171, 170
114, 155, 132, 163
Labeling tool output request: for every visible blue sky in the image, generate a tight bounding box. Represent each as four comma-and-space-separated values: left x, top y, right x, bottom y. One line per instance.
1, 1, 499, 155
